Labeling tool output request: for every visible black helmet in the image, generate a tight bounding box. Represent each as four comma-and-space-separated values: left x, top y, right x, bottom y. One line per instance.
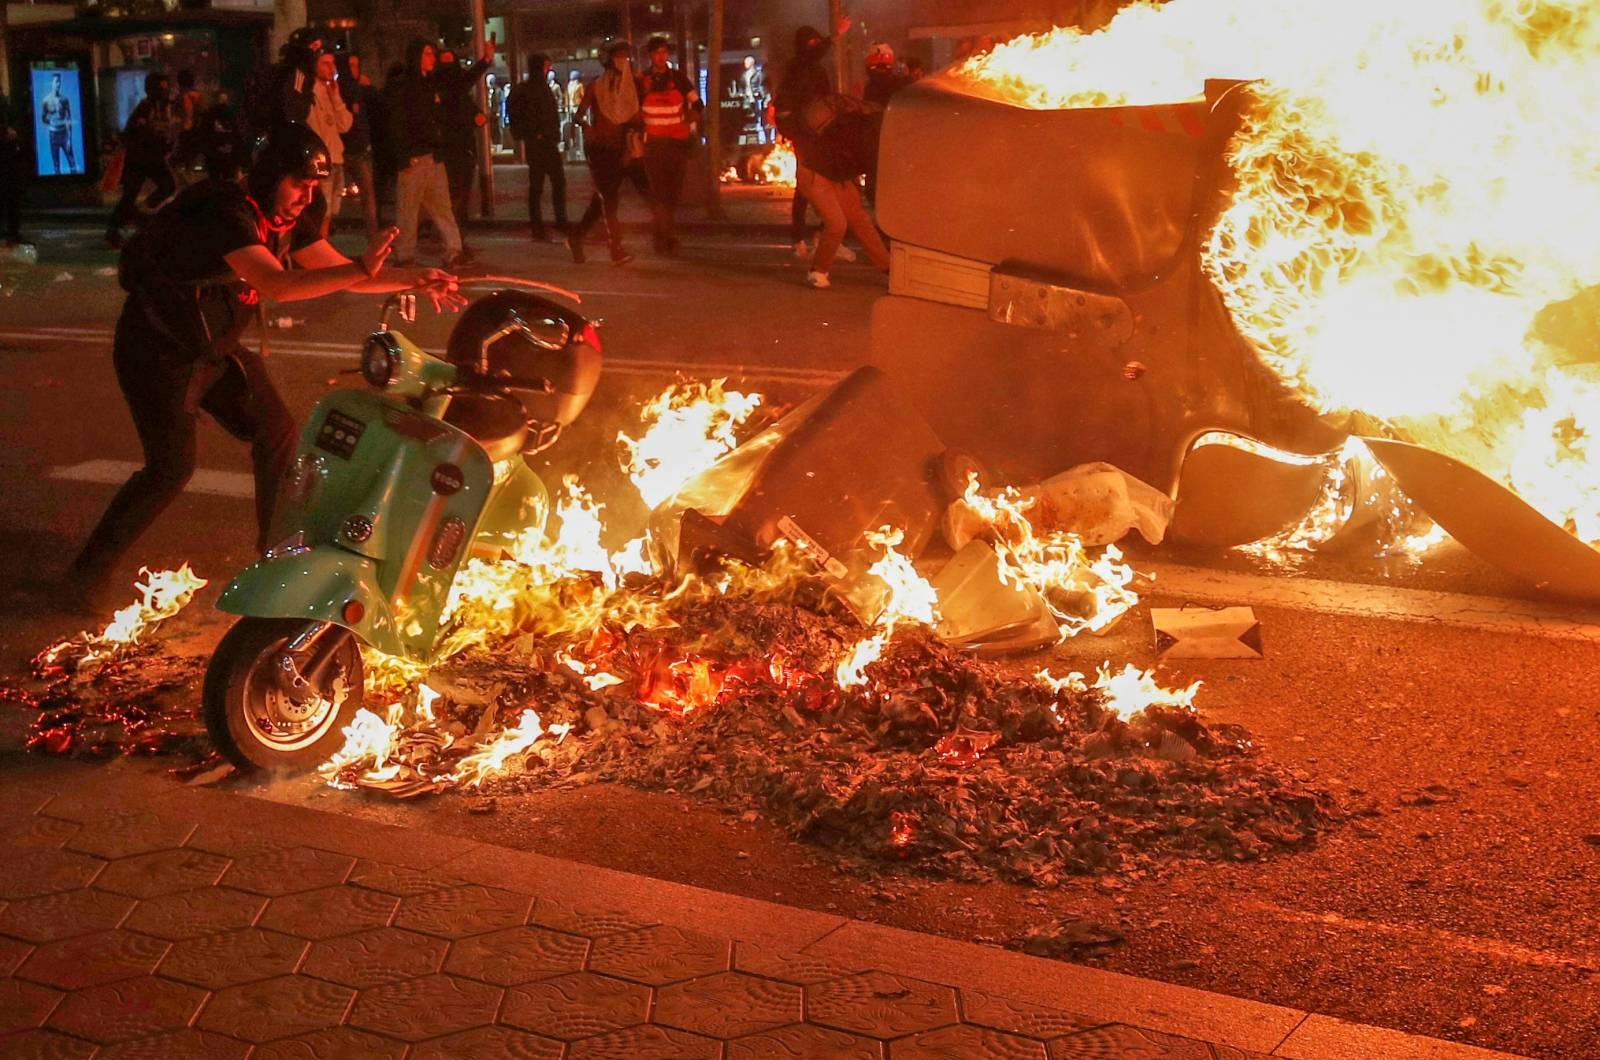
444, 291, 602, 454
247, 124, 332, 211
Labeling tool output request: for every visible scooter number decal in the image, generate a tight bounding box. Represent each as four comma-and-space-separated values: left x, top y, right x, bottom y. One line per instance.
314, 411, 366, 459
431, 463, 465, 496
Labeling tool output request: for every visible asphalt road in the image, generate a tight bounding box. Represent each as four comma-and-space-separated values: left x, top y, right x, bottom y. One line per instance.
3, 227, 1599, 1057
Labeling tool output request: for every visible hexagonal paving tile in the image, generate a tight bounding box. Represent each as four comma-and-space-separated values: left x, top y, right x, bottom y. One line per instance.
0, 978, 63, 1036
258, 885, 399, 940
160, 927, 307, 989
392, 884, 532, 939
64, 814, 195, 860
568, 1025, 721, 1060
48, 975, 206, 1043
16, 929, 168, 989
960, 991, 1095, 1040
529, 897, 658, 938
98, 1029, 250, 1059
301, 926, 448, 987
198, 974, 356, 1042
0, 887, 135, 942
586, 924, 729, 986
347, 972, 502, 1041
0, 934, 33, 976
444, 925, 589, 986
410, 1025, 565, 1060
501, 971, 651, 1040
891, 1024, 1050, 1059
220, 847, 355, 897
656, 972, 803, 1038
347, 859, 465, 897
122, 887, 266, 940
0, 815, 82, 851
249, 1028, 408, 1060
182, 825, 294, 861
36, 794, 146, 824
94, 849, 230, 899
734, 943, 859, 986
0, 1029, 98, 1060
1047, 1024, 1250, 1059
807, 972, 959, 1039
0, 850, 106, 900
729, 1023, 884, 1059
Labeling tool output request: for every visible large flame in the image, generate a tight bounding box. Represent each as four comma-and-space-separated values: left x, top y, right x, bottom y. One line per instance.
618, 379, 762, 509
36, 565, 208, 672
957, 0, 1600, 547
835, 527, 941, 688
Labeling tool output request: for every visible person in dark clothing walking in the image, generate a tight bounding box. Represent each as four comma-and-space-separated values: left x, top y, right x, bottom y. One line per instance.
567, 41, 648, 266
340, 54, 382, 237
506, 54, 568, 243
435, 40, 495, 229
68, 126, 462, 611
388, 39, 468, 268
105, 72, 178, 249
861, 43, 909, 205
638, 36, 701, 255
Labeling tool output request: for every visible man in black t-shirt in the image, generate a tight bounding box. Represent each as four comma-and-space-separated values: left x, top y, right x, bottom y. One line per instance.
67, 126, 462, 611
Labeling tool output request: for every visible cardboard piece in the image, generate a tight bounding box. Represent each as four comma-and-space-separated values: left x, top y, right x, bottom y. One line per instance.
1151, 605, 1263, 659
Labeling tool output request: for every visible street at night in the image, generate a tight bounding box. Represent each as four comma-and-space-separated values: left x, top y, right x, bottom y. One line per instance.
3, 0, 1600, 1057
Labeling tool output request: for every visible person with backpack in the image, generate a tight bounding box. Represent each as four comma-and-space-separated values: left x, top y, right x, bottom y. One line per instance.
66, 126, 462, 611
566, 41, 648, 266
774, 23, 890, 289
105, 71, 178, 249
506, 54, 568, 243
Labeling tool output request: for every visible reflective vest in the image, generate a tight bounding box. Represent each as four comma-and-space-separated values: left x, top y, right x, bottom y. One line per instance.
640, 69, 693, 140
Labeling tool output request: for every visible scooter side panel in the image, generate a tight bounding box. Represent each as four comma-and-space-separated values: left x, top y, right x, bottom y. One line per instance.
215, 549, 408, 658
269, 389, 498, 657
471, 460, 550, 560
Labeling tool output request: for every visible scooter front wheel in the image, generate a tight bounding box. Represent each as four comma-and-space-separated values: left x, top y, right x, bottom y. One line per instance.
203, 618, 365, 773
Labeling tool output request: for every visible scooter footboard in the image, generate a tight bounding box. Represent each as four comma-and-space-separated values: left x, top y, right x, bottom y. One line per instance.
216, 549, 409, 659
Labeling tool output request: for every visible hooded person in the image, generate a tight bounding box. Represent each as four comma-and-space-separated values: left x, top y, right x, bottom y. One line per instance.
567, 40, 649, 265
387, 38, 470, 268
67, 126, 463, 612
775, 20, 891, 288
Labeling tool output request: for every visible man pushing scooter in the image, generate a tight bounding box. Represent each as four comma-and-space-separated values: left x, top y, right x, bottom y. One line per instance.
66, 125, 466, 613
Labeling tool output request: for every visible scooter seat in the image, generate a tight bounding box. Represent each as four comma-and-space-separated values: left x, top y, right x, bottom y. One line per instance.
442, 392, 530, 463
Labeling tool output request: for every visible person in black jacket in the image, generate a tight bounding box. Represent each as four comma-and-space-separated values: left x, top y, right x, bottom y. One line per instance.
388, 40, 468, 268
435, 41, 495, 230
1, 96, 27, 245
339, 54, 381, 237
506, 54, 568, 242
68, 126, 462, 611
105, 72, 178, 249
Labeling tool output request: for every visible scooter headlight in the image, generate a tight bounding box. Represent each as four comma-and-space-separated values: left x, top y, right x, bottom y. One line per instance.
361, 335, 397, 388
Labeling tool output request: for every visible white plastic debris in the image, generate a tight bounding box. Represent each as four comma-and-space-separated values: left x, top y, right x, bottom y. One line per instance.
54, 271, 74, 282
946, 462, 1175, 549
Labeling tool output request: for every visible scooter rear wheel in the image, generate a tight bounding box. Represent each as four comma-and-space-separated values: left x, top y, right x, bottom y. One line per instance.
203, 617, 364, 773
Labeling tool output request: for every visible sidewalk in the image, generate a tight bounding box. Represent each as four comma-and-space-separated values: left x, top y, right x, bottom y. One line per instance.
0, 755, 1516, 1059
20, 161, 801, 239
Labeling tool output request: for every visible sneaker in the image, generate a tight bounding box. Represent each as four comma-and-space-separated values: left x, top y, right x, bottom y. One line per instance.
806, 270, 831, 289
610, 247, 635, 266
836, 244, 858, 263
445, 249, 476, 270
792, 239, 811, 260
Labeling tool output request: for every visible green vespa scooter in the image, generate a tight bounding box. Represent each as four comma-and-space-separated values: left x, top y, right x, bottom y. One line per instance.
203, 286, 601, 772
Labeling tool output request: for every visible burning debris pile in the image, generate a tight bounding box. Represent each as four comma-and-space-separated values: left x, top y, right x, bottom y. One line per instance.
11, 382, 1340, 882
5, 567, 210, 759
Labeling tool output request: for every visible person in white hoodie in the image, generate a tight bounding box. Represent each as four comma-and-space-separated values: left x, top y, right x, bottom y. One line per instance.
306, 50, 353, 239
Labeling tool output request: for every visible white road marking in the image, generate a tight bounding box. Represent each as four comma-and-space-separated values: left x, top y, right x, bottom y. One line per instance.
1141, 561, 1600, 644
48, 459, 254, 499
0, 329, 848, 386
